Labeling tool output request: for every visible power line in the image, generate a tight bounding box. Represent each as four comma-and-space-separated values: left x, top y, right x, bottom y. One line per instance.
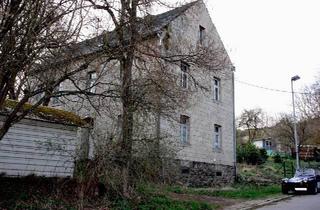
235, 79, 316, 95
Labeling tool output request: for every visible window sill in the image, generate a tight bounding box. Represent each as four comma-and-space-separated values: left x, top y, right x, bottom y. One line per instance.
213, 148, 222, 153
181, 142, 191, 147
212, 100, 223, 106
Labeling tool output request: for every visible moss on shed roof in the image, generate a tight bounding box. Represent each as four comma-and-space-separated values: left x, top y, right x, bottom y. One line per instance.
4, 99, 87, 126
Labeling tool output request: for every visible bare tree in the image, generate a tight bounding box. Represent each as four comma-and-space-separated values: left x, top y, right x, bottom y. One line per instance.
0, 0, 104, 139
297, 80, 320, 119
272, 113, 311, 151
238, 108, 264, 142
82, 0, 230, 196
296, 78, 320, 145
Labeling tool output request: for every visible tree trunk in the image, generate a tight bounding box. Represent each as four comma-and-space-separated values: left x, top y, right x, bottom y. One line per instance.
120, 54, 134, 197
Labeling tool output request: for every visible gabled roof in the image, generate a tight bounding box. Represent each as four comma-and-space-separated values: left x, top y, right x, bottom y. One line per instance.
67, 1, 199, 57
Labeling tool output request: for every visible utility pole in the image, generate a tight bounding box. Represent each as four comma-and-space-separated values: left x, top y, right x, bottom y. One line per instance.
291, 75, 300, 170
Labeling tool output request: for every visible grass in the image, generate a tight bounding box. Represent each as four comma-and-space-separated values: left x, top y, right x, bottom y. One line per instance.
167, 184, 281, 200
121, 183, 220, 210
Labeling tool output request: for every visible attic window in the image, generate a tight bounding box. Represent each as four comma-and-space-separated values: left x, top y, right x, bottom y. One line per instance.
199, 25, 205, 44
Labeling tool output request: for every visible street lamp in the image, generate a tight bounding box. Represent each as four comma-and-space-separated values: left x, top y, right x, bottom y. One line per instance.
291, 75, 300, 170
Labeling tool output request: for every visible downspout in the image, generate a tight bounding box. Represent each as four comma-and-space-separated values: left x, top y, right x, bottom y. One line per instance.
231, 66, 237, 181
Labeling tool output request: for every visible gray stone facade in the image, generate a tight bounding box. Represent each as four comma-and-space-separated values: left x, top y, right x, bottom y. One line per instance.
178, 160, 235, 187
55, 1, 236, 186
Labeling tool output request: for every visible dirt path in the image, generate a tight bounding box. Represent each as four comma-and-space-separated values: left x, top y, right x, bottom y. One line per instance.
168, 192, 242, 209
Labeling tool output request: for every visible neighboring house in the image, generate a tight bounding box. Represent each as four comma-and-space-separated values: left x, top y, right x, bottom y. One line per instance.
52, 1, 235, 186
291, 145, 320, 161
253, 138, 277, 155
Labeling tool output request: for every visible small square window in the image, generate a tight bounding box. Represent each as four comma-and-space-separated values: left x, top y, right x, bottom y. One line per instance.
181, 167, 190, 174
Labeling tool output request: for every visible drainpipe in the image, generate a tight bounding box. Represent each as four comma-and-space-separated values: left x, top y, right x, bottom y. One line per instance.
231, 66, 237, 181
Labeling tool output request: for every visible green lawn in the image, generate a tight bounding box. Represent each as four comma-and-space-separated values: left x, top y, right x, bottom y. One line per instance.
167, 184, 281, 200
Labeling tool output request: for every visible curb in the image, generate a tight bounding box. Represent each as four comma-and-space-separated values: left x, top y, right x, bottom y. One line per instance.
224, 195, 293, 210
245, 195, 294, 210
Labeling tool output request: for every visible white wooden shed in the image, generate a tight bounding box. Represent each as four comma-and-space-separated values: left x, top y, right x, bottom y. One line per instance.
0, 115, 87, 177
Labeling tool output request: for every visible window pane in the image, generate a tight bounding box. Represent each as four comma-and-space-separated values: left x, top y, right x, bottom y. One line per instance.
215, 88, 218, 100
181, 63, 188, 89
199, 25, 205, 44
180, 115, 190, 143
87, 72, 97, 93
182, 73, 187, 88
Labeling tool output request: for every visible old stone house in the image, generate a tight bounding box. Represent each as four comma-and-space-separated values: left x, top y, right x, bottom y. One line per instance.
52, 0, 236, 186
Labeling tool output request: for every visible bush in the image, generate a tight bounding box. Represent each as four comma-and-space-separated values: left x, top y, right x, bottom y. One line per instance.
273, 153, 282, 163
245, 143, 260, 165
258, 149, 268, 164
236, 145, 246, 163
237, 143, 266, 165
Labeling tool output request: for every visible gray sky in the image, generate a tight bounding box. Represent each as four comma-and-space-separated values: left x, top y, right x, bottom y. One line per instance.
93, 0, 320, 117
203, 0, 320, 117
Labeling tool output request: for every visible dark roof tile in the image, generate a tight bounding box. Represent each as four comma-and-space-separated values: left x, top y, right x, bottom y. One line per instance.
67, 1, 199, 57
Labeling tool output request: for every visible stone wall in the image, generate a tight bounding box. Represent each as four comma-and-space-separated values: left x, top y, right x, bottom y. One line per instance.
177, 160, 235, 187
161, 1, 236, 169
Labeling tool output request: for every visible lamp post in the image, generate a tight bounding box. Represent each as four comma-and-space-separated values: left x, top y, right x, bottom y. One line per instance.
291, 75, 300, 170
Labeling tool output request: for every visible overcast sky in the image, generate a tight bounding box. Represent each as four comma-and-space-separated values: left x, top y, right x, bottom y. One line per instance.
202, 0, 320, 117
89, 1, 320, 118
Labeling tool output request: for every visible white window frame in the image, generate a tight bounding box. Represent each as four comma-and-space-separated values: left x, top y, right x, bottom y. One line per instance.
180, 115, 190, 144
87, 71, 97, 93
180, 62, 189, 89
213, 77, 220, 101
213, 124, 221, 150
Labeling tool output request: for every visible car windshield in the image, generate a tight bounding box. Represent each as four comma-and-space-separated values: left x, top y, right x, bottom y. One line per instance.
294, 169, 315, 177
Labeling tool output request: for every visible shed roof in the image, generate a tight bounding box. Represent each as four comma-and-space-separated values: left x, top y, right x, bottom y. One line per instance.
2, 100, 88, 127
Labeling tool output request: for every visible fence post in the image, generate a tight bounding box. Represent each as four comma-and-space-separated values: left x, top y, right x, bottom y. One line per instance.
283, 161, 286, 178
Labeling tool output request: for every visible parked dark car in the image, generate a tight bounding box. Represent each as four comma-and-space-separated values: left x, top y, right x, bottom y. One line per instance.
282, 168, 320, 194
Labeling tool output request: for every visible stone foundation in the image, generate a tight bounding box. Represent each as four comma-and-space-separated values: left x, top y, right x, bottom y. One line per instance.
177, 160, 235, 187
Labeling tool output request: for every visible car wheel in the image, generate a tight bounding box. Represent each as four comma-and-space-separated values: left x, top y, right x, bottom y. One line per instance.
311, 185, 317, 195
282, 187, 288, 194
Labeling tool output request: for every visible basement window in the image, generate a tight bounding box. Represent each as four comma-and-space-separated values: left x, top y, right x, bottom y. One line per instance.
181, 167, 190, 174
